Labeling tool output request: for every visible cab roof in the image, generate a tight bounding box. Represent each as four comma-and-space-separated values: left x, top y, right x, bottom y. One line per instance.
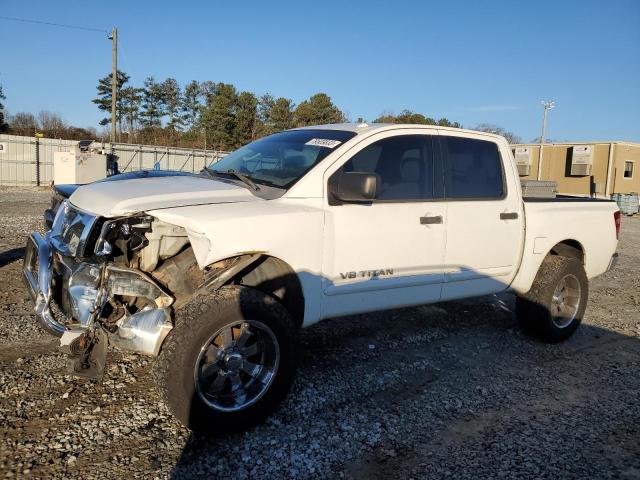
293, 122, 506, 141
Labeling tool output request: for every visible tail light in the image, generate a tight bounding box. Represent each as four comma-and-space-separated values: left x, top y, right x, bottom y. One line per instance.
614, 210, 621, 240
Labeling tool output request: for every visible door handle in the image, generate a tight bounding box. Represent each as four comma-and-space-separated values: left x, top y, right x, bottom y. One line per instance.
500, 212, 518, 220
420, 215, 443, 225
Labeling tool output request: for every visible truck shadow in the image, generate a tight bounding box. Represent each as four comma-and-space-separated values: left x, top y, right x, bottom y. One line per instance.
0, 247, 25, 268
168, 267, 639, 479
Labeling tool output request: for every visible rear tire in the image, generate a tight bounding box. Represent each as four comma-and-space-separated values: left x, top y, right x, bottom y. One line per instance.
153, 285, 297, 435
516, 256, 588, 343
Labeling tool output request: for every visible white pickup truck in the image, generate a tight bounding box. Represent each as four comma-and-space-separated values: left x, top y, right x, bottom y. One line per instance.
23, 123, 620, 434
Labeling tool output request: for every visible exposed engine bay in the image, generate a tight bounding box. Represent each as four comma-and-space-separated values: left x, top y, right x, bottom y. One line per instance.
24, 201, 219, 380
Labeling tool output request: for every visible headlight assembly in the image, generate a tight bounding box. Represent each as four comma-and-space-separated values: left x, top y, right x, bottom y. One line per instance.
94, 214, 153, 258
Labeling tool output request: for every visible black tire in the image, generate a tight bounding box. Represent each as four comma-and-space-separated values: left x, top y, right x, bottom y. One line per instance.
153, 285, 297, 435
516, 256, 588, 343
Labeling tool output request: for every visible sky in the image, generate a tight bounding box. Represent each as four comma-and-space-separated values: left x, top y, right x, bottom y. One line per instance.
1, 0, 639, 142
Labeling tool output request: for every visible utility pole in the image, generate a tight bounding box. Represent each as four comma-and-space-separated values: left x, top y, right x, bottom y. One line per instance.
537, 100, 555, 180
108, 27, 118, 143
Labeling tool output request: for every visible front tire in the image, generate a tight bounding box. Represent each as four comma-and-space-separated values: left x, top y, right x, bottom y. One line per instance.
154, 286, 297, 435
516, 256, 588, 343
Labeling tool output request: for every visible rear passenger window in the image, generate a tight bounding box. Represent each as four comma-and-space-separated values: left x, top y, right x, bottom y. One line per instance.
336, 135, 435, 201
442, 137, 504, 199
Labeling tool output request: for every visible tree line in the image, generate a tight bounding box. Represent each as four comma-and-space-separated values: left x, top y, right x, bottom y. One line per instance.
91, 72, 499, 150
4, 110, 98, 139
0, 79, 521, 147
90, 71, 352, 150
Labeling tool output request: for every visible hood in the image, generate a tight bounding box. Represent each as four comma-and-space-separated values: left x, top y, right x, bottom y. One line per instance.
54, 170, 196, 200
69, 175, 260, 217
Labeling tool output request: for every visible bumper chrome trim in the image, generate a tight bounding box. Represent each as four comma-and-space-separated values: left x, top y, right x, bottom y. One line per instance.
22, 232, 68, 336
110, 308, 173, 356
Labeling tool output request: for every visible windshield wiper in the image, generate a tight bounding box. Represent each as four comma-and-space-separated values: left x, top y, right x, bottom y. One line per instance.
204, 168, 260, 191
202, 166, 216, 179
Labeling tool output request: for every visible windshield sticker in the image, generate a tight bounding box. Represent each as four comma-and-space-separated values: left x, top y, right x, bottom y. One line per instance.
305, 138, 342, 149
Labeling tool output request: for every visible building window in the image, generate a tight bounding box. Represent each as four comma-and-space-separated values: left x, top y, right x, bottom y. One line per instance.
624, 161, 634, 178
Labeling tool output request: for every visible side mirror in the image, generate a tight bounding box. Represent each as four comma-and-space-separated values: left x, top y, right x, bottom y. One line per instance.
331, 171, 378, 203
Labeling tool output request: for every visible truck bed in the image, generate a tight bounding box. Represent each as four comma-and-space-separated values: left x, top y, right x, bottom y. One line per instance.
511, 197, 619, 293
524, 195, 616, 203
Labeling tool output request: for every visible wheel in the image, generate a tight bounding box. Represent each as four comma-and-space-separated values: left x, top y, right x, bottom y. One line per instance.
516, 256, 588, 343
154, 285, 297, 435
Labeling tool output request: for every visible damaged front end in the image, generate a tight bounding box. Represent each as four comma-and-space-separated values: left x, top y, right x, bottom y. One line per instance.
22, 200, 182, 380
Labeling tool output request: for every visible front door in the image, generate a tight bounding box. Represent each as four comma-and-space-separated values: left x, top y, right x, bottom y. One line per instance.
321, 131, 447, 319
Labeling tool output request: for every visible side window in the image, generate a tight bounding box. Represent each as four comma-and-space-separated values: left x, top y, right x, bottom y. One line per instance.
441, 137, 504, 199
336, 135, 435, 201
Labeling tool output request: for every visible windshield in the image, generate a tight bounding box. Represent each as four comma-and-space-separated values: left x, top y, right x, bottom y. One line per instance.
207, 129, 357, 189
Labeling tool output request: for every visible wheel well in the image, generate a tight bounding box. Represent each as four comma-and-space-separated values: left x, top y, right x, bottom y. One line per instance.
233, 256, 305, 328
549, 240, 585, 264
152, 249, 305, 327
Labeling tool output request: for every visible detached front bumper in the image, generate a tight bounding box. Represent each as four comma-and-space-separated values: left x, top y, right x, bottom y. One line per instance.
22, 231, 174, 358
22, 232, 68, 336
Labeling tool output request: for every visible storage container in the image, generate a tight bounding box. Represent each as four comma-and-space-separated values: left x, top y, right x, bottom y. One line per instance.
612, 193, 639, 215
520, 180, 558, 198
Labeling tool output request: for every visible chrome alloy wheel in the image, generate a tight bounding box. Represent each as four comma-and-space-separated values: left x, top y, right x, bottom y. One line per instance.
550, 274, 582, 328
194, 320, 280, 412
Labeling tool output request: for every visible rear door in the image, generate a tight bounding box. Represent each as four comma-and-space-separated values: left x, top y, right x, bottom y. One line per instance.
438, 132, 524, 300
321, 130, 447, 318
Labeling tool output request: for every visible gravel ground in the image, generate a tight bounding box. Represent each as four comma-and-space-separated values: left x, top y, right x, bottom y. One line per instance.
0, 186, 639, 479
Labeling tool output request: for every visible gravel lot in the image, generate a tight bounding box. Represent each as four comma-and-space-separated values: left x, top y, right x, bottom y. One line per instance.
0, 186, 639, 479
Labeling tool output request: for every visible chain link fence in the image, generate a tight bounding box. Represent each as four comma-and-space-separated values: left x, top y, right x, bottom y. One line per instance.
0, 134, 228, 186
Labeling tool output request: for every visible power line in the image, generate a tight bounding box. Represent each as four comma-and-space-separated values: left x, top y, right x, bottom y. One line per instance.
0, 15, 107, 33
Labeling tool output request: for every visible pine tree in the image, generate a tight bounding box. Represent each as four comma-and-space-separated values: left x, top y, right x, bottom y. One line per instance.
181, 80, 202, 131
234, 91, 258, 147
92, 70, 130, 132
258, 94, 294, 136
162, 78, 184, 131
294, 93, 345, 127
120, 86, 143, 140
257, 94, 275, 127
140, 76, 166, 129
270, 97, 295, 132
200, 83, 237, 150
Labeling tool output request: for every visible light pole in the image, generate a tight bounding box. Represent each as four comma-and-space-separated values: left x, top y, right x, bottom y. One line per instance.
537, 100, 555, 180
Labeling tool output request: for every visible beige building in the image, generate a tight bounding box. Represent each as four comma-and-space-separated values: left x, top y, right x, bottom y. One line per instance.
511, 142, 640, 197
